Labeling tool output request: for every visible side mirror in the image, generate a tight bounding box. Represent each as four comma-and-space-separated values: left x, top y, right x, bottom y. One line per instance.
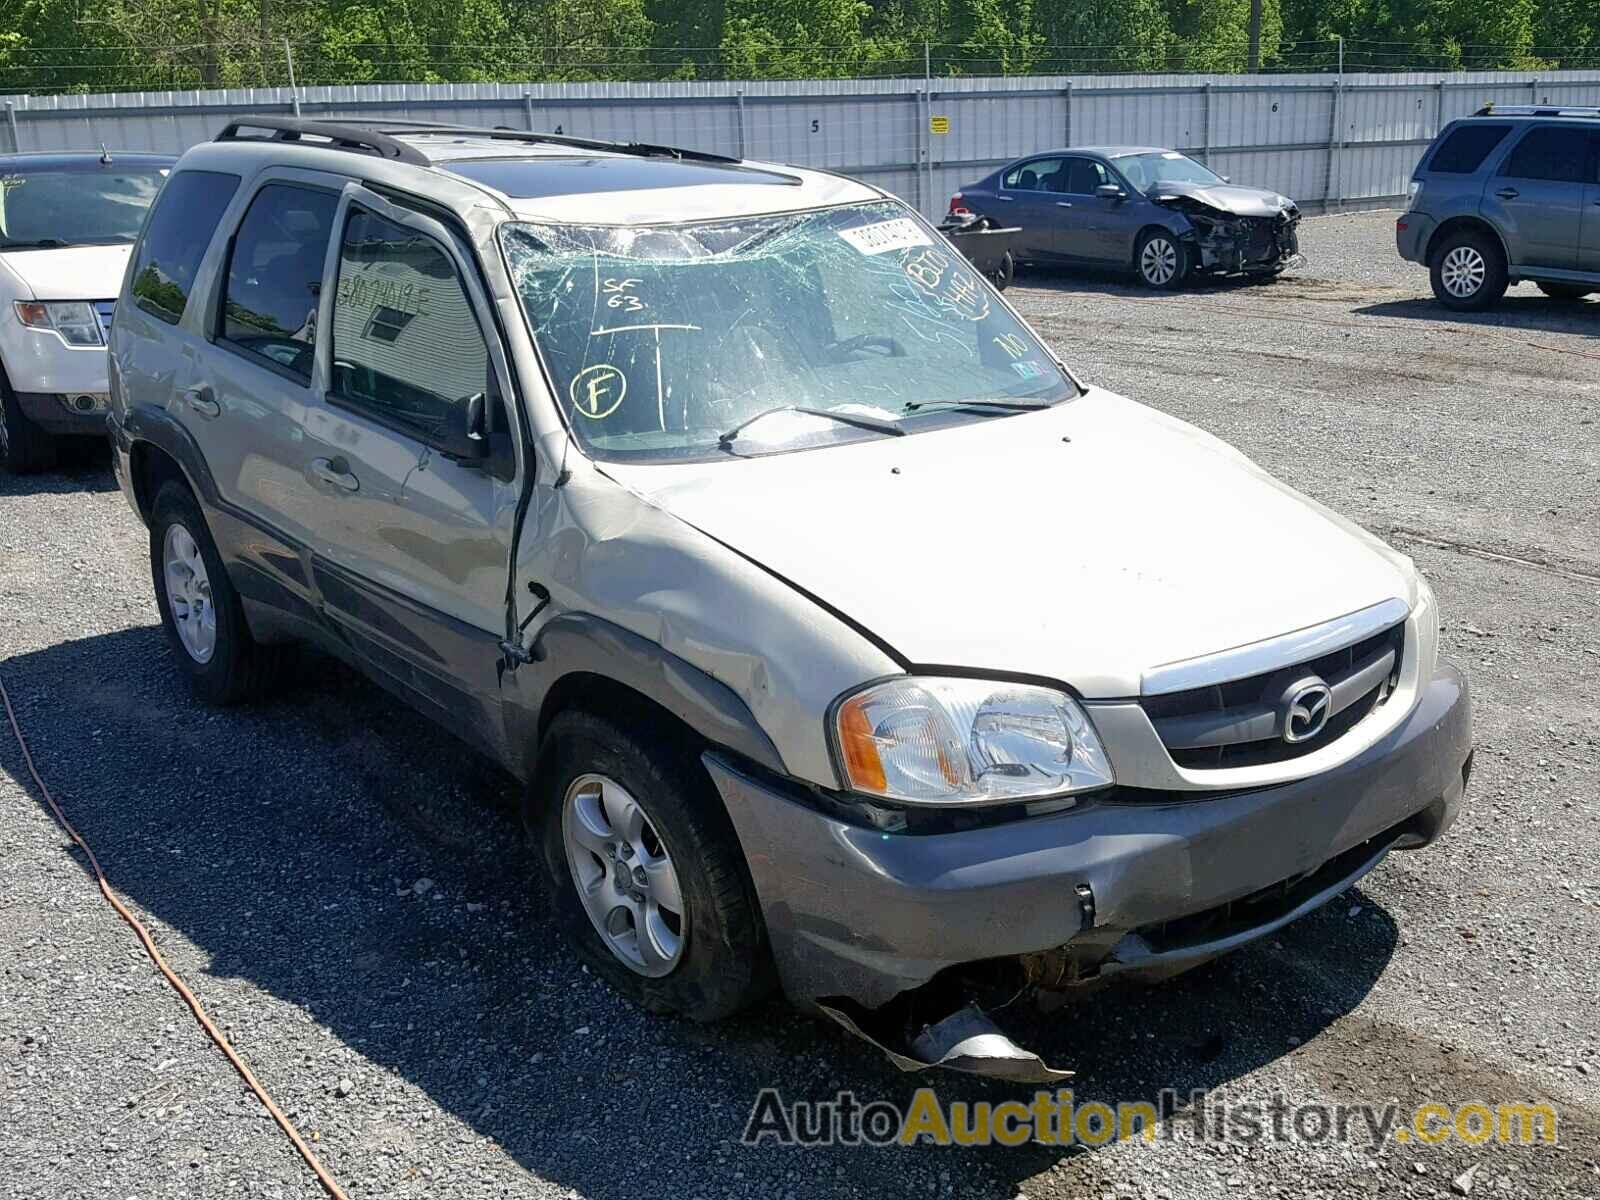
1095, 183, 1127, 202
437, 391, 490, 462
1220, 175, 1232, 184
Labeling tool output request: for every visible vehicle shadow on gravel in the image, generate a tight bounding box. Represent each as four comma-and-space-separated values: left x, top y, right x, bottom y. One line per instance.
1012, 263, 1288, 302
0, 439, 117, 496
1356, 295, 1600, 337
1, 626, 1402, 1199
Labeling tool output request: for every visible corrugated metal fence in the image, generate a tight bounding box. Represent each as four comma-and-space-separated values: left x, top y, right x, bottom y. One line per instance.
6, 70, 1600, 216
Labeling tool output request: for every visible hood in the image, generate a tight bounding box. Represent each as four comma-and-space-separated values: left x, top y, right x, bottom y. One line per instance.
601, 389, 1414, 698
0, 244, 132, 300
1148, 180, 1296, 219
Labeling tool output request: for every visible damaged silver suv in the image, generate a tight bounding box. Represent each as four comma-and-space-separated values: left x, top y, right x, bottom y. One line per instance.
109, 118, 1470, 1079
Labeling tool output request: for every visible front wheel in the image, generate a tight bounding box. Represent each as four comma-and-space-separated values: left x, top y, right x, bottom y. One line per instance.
1430, 231, 1507, 311
0, 375, 58, 474
1135, 230, 1188, 290
533, 710, 773, 1021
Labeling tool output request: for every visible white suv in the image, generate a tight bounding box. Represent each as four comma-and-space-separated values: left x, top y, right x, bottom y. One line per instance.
0, 151, 175, 471
107, 119, 1472, 1078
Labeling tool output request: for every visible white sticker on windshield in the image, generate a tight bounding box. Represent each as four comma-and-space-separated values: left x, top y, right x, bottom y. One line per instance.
839, 218, 932, 256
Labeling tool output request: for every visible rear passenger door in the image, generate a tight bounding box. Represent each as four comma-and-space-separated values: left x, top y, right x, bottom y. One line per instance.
299, 183, 523, 756
1484, 125, 1589, 271
191, 171, 341, 624
995, 158, 1069, 260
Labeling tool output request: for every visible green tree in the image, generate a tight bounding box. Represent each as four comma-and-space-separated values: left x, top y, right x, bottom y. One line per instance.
1034, 0, 1175, 72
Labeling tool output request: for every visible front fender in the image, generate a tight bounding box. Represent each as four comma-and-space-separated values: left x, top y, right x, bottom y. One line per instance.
503, 612, 786, 782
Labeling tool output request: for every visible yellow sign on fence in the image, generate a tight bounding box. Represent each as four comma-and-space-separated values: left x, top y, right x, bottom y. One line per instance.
929, 115, 950, 134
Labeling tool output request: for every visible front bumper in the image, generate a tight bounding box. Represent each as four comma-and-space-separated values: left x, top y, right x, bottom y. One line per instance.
15, 389, 110, 436
706, 662, 1470, 1010
1395, 212, 1435, 264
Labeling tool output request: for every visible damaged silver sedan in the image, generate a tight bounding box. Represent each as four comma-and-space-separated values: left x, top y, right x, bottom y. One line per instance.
109, 119, 1466, 1084
953, 146, 1302, 289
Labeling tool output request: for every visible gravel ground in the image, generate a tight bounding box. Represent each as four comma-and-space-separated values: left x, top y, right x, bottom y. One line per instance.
3, 208, 1598, 1200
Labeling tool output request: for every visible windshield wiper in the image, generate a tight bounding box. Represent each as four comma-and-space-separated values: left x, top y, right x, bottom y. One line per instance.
0, 238, 70, 250
900, 397, 1054, 414
718, 404, 906, 448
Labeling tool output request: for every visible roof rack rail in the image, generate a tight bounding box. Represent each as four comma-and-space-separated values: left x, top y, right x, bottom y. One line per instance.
348, 118, 746, 166
214, 116, 432, 164
1473, 103, 1600, 119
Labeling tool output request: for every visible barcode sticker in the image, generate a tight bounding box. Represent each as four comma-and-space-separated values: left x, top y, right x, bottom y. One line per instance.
838, 218, 932, 256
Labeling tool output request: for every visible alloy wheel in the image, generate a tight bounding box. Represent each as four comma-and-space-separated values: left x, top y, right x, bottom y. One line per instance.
1141, 237, 1178, 286
162, 522, 217, 663
562, 773, 687, 977
1440, 245, 1486, 298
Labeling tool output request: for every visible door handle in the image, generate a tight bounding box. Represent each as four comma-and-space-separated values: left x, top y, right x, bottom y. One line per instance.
1495, 187, 1520, 200
310, 456, 359, 493
1055, 201, 1073, 208
995, 195, 1014, 201
182, 386, 220, 419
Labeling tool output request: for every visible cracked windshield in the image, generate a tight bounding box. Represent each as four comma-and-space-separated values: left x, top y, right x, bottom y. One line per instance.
503, 200, 1073, 461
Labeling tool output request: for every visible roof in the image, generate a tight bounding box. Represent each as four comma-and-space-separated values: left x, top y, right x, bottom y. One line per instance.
0, 152, 177, 171
998, 146, 1177, 164
194, 117, 880, 225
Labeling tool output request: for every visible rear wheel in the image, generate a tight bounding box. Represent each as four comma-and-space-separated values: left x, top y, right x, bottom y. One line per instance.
533, 709, 772, 1021
0, 374, 58, 474
1135, 230, 1188, 290
1536, 282, 1592, 302
149, 480, 284, 704
1429, 230, 1507, 311
990, 250, 1015, 291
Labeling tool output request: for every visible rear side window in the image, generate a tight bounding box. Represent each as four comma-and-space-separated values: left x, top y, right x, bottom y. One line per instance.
1427, 124, 1511, 174
1499, 126, 1592, 183
329, 208, 492, 442
1003, 159, 1063, 191
218, 183, 338, 382
129, 170, 240, 324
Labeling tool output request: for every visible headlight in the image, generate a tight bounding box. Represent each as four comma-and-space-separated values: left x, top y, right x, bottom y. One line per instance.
831, 676, 1114, 805
14, 300, 104, 346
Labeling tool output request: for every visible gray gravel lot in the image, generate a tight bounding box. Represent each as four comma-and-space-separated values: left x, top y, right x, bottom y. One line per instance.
2, 208, 1597, 1199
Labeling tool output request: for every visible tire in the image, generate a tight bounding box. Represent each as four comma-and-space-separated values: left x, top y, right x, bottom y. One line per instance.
990, 250, 1014, 291
0, 372, 58, 474
149, 480, 284, 704
532, 709, 773, 1022
1429, 230, 1508, 311
1135, 229, 1189, 290
1537, 282, 1592, 302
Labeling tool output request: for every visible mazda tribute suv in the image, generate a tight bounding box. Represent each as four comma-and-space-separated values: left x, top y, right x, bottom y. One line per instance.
108, 118, 1472, 1078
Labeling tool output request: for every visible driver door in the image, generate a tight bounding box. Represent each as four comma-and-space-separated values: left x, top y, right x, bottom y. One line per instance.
298, 183, 525, 756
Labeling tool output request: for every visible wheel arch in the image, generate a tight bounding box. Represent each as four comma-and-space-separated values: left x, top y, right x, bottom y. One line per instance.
1425, 216, 1509, 270
512, 612, 788, 787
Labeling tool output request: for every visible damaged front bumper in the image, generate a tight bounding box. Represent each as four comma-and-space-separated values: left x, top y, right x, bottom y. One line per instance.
1188, 212, 1301, 275
704, 662, 1470, 1076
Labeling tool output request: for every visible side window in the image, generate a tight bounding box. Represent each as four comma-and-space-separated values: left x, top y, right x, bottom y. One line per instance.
1499, 127, 1590, 183
1003, 159, 1062, 192
1063, 158, 1110, 194
1426, 123, 1510, 174
218, 183, 338, 382
129, 170, 240, 325
329, 208, 492, 443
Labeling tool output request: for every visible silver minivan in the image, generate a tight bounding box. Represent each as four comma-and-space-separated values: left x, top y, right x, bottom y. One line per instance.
110, 118, 1471, 1077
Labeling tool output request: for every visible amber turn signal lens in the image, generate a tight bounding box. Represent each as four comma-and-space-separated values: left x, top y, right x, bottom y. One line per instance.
836, 695, 888, 793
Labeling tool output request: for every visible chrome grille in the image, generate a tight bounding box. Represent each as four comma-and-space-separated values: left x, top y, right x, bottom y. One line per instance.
1142, 621, 1405, 770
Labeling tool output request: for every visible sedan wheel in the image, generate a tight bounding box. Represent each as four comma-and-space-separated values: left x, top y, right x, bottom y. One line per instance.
562, 772, 686, 977
1136, 231, 1187, 290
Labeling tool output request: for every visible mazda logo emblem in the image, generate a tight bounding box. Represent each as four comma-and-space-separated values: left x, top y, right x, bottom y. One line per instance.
1282, 679, 1333, 744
